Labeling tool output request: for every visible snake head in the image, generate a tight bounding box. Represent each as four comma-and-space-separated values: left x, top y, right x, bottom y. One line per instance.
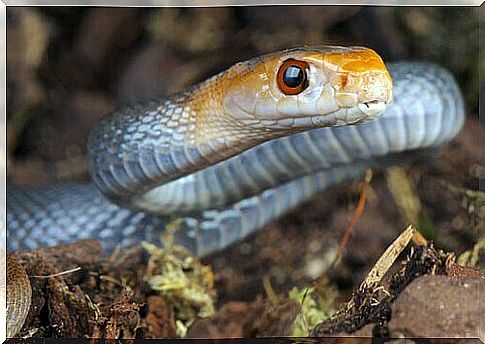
220, 46, 393, 131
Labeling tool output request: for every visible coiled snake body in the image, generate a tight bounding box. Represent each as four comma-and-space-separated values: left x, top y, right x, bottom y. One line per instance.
6, 46, 464, 336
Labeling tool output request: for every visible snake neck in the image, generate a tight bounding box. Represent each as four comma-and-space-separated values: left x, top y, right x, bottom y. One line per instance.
87, 73, 278, 206
186, 72, 286, 159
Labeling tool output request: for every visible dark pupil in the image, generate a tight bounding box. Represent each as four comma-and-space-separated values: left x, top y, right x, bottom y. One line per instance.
283, 66, 304, 88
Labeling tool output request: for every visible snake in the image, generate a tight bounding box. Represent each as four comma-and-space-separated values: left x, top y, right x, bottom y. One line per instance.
6, 46, 465, 337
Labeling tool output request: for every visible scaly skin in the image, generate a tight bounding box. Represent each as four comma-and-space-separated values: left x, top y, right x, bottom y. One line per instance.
191, 46, 392, 147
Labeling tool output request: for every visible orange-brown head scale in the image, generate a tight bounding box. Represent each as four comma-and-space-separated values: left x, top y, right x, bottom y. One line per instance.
186, 46, 393, 148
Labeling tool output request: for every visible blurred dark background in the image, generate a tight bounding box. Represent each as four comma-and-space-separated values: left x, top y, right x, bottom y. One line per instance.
6, 7, 483, 307
6, 6, 480, 185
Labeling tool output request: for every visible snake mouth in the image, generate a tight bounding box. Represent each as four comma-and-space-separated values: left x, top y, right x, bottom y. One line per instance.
358, 99, 387, 118
250, 101, 388, 130
363, 99, 381, 107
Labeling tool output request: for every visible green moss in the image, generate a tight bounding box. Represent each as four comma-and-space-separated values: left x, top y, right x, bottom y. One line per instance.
142, 236, 216, 337
289, 279, 339, 336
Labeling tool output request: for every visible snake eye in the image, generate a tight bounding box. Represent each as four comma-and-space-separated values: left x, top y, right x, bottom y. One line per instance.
277, 59, 309, 95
